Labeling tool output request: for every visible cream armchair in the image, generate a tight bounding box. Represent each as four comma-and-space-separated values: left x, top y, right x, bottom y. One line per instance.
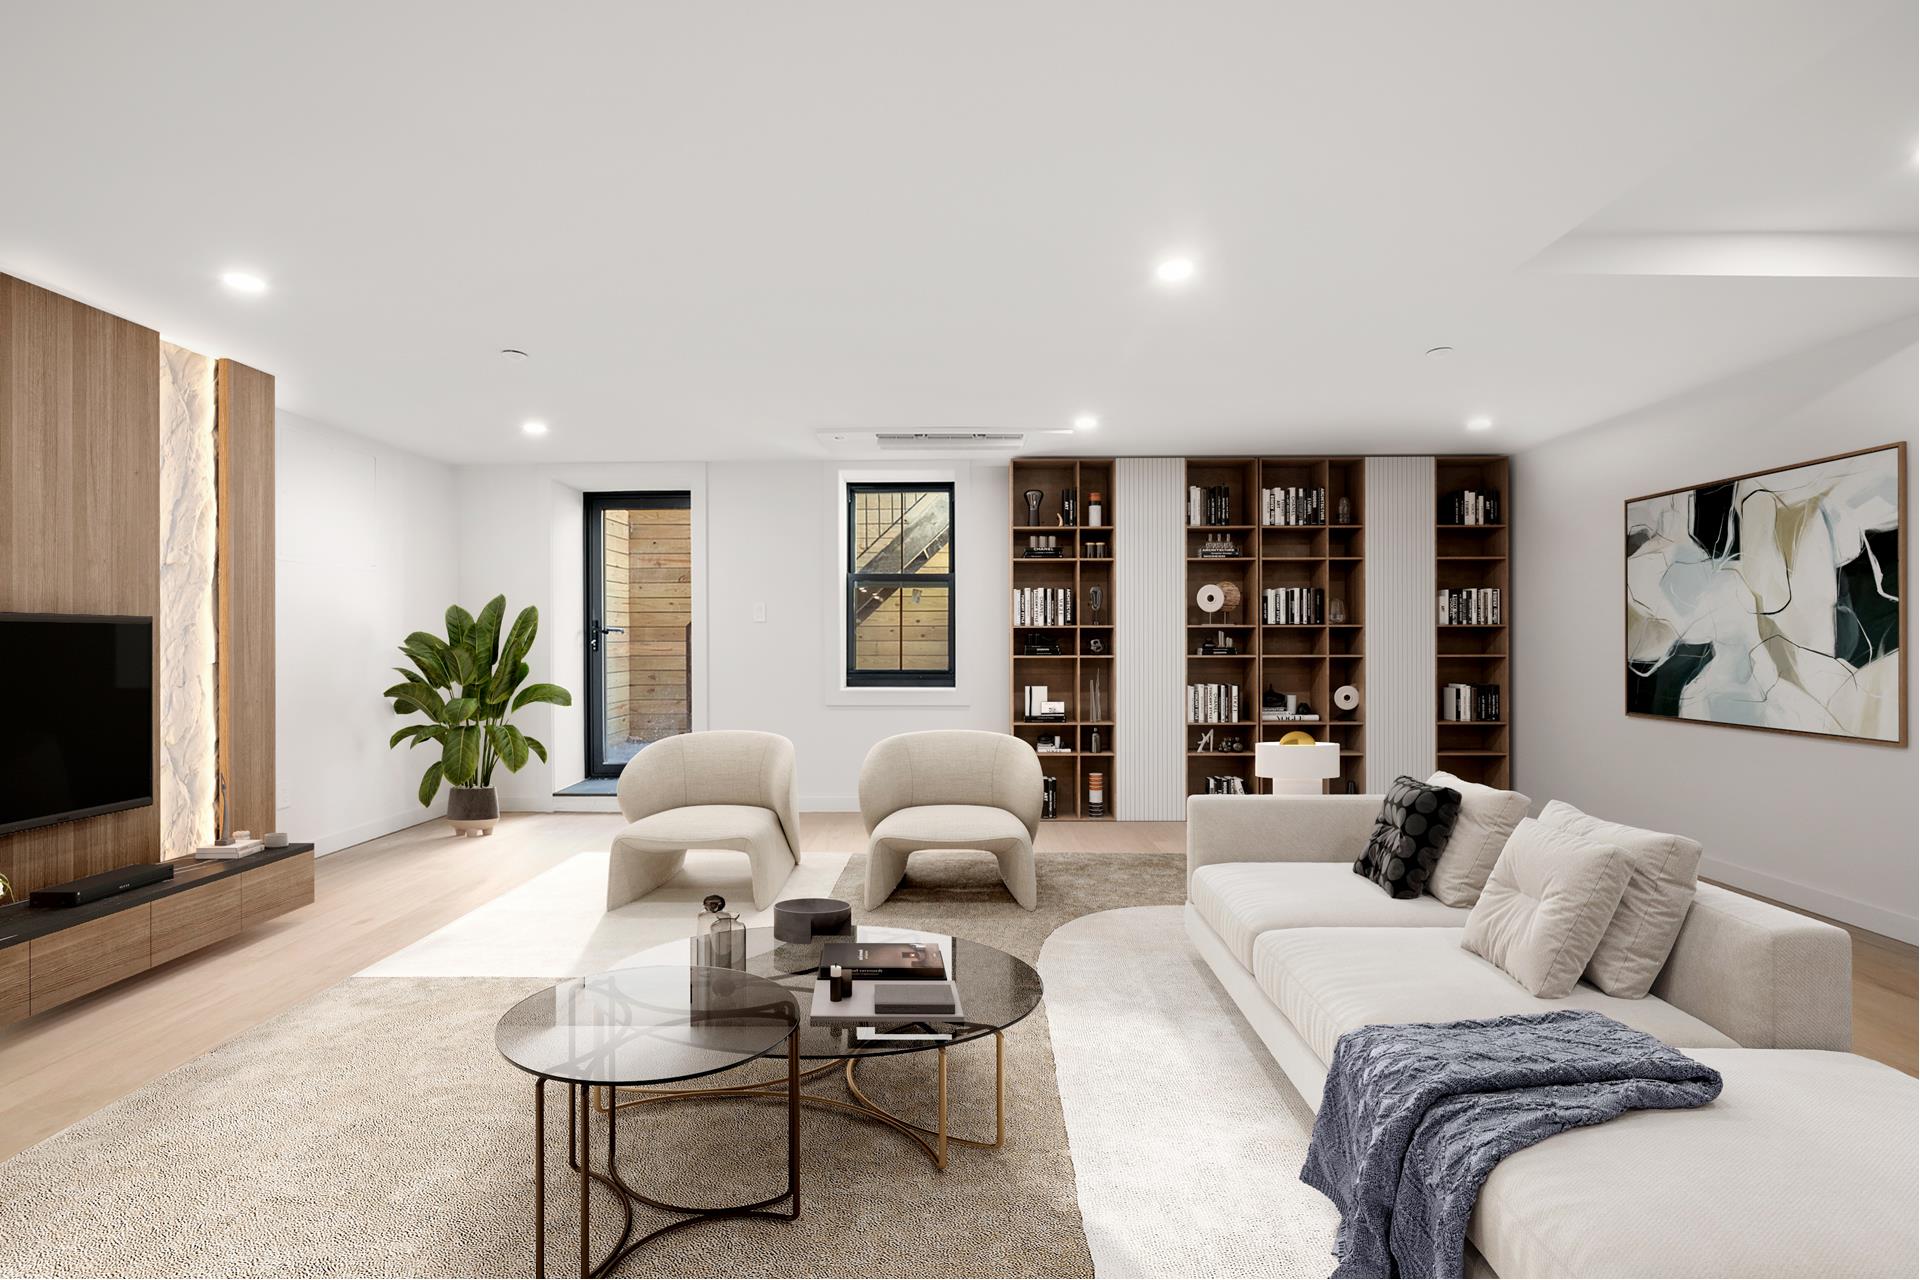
608, 731, 801, 911
858, 730, 1043, 910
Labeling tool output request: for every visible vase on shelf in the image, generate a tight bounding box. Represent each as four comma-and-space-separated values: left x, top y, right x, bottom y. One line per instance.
1023, 489, 1044, 525
1336, 496, 1353, 525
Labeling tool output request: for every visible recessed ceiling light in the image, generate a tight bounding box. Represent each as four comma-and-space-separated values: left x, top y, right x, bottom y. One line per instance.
522, 420, 549, 437
1466, 416, 1494, 432
1425, 346, 1455, 358
220, 271, 267, 295
1154, 255, 1197, 285
499, 348, 530, 362
1073, 413, 1100, 431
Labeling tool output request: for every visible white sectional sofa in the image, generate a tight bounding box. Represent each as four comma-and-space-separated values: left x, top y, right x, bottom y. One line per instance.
1186, 793, 1919, 1279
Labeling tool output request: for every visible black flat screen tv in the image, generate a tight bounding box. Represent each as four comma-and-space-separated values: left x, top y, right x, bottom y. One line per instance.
0, 613, 154, 837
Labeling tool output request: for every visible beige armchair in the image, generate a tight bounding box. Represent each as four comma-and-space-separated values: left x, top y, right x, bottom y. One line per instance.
858, 730, 1043, 910
608, 731, 802, 911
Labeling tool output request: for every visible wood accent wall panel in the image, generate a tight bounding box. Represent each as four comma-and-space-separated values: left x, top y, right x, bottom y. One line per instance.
216, 360, 276, 839
0, 273, 162, 894
240, 851, 313, 925
28, 907, 152, 1013
151, 876, 243, 966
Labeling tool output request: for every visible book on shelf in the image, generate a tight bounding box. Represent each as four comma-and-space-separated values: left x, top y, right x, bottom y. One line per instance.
1261, 586, 1325, 624
1012, 586, 1075, 626
1186, 682, 1242, 724
1022, 684, 1067, 719
1440, 682, 1502, 722
1438, 488, 1502, 525
1437, 587, 1502, 625
1260, 486, 1326, 527
1201, 775, 1248, 795
1188, 484, 1236, 526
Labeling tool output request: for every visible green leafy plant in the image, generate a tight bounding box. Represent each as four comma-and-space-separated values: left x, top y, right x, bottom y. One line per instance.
385, 595, 572, 806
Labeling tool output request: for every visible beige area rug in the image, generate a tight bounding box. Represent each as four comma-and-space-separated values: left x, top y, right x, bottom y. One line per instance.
0, 849, 1189, 1279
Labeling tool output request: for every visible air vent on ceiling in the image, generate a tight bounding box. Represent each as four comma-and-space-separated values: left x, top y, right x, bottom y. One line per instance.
875, 431, 1026, 451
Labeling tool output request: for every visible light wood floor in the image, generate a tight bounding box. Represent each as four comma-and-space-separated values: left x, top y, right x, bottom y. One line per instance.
0, 813, 1907, 1162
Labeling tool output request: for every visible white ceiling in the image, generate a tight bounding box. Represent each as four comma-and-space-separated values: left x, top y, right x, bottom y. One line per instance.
2, 0, 1913, 463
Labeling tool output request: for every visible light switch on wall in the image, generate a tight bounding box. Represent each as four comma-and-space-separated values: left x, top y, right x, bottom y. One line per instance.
753, 603, 767, 622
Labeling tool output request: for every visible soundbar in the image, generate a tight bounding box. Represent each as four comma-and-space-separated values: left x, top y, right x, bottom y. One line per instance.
30, 862, 175, 909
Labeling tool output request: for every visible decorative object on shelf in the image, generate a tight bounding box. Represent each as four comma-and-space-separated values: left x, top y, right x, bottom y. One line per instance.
1328, 597, 1348, 624
1625, 442, 1905, 744
1255, 739, 1341, 795
263, 831, 290, 848
1278, 730, 1317, 745
1262, 691, 1318, 722
1198, 629, 1238, 655
0, 869, 11, 904
1088, 584, 1104, 623
1086, 635, 1105, 655
1218, 734, 1245, 752
1199, 533, 1240, 558
1195, 581, 1242, 616
1036, 733, 1069, 753
1042, 775, 1058, 819
1024, 533, 1063, 557
1088, 726, 1102, 753
772, 896, 852, 943
1197, 727, 1215, 752
692, 893, 746, 969
1022, 633, 1061, 655
1087, 492, 1104, 526
1084, 539, 1109, 558
1086, 670, 1105, 723
385, 594, 571, 835
1336, 495, 1353, 525
1334, 683, 1361, 712
1023, 489, 1044, 525
1086, 771, 1107, 818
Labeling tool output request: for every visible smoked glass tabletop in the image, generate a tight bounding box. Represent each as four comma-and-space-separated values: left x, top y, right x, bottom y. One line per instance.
630, 925, 1044, 1060
495, 965, 799, 1087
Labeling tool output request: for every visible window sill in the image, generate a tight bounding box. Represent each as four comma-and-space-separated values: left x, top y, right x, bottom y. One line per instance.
826, 685, 970, 708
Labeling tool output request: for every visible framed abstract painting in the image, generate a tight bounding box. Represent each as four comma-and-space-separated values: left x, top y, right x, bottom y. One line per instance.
1624, 442, 1906, 745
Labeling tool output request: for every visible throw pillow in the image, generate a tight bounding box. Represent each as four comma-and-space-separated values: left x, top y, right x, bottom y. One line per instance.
1354, 775, 1461, 899
1462, 817, 1630, 998
1425, 770, 1530, 907
1538, 800, 1704, 999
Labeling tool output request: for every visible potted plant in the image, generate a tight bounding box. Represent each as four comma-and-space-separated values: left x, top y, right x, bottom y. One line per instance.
385, 595, 571, 837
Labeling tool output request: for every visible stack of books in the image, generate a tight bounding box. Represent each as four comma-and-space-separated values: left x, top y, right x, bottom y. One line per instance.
810, 941, 964, 1027
1437, 588, 1502, 625
1260, 486, 1325, 526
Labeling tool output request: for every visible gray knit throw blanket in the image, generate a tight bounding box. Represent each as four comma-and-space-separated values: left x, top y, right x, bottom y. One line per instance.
1301, 1009, 1723, 1278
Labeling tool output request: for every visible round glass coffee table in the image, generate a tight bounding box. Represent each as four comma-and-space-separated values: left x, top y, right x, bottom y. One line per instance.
495, 965, 801, 1278
615, 925, 1043, 1171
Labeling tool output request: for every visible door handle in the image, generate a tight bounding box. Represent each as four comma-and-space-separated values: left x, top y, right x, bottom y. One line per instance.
589, 619, 626, 652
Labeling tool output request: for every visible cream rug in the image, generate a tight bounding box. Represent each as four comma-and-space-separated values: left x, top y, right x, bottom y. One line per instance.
1040, 906, 1338, 1278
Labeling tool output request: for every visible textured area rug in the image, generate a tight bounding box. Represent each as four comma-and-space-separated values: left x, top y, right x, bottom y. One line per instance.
1040, 906, 1338, 1277
0, 848, 1190, 1278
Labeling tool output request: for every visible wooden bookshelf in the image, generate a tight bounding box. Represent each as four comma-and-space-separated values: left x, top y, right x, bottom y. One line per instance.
1010, 458, 1115, 820
1185, 457, 1366, 797
1435, 455, 1511, 788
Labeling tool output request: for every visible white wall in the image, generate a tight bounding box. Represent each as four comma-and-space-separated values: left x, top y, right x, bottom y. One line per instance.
1514, 318, 1919, 942
276, 411, 460, 853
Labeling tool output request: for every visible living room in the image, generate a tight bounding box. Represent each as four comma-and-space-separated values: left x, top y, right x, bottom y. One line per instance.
0, 3, 1915, 1278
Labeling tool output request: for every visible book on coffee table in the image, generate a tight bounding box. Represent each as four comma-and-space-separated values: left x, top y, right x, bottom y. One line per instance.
817, 941, 947, 982
810, 978, 965, 1027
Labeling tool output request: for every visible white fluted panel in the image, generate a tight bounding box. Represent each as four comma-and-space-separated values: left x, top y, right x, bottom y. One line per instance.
1115, 457, 1187, 819
159, 343, 218, 859
1364, 456, 1436, 788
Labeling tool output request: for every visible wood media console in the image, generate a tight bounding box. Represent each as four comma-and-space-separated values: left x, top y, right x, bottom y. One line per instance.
0, 844, 315, 1025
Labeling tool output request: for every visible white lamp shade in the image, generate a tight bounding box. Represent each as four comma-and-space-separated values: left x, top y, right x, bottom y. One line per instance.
1255, 741, 1341, 794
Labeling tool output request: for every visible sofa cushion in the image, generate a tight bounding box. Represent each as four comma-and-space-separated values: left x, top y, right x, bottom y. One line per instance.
1470, 1048, 1919, 1278
1191, 862, 1472, 967
1463, 818, 1630, 998
1538, 800, 1704, 1000
1426, 771, 1529, 907
1355, 775, 1462, 899
613, 804, 784, 852
1251, 927, 1737, 1066
869, 803, 1030, 852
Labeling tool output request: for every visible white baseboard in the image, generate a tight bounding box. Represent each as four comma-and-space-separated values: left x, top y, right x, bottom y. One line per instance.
312, 804, 447, 857
1702, 855, 1918, 945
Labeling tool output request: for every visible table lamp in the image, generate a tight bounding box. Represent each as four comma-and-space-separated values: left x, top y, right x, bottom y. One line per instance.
1255, 735, 1341, 795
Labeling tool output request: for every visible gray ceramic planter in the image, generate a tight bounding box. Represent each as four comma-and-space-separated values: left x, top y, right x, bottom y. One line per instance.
447, 785, 499, 837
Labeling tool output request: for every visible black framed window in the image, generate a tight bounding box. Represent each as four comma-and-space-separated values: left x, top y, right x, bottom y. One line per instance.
846, 482, 956, 687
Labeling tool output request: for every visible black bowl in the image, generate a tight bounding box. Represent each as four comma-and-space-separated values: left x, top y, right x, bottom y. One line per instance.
773, 896, 852, 943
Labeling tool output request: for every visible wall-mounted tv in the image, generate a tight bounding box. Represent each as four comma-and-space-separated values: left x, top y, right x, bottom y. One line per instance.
0, 613, 154, 837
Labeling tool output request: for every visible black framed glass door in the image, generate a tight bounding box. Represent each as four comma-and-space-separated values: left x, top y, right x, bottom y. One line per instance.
585, 491, 693, 778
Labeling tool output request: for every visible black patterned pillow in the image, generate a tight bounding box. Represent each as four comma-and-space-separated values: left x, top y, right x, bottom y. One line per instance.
1354, 775, 1462, 899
